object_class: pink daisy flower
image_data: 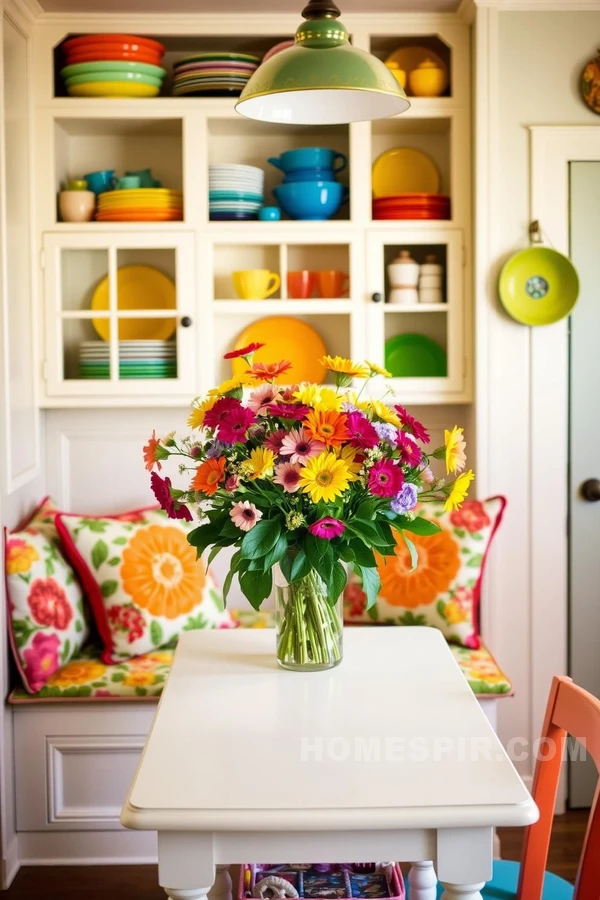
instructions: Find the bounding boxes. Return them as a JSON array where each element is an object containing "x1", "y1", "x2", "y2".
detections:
[
  {"x1": 229, "y1": 500, "x2": 263, "y2": 532},
  {"x1": 396, "y1": 431, "x2": 422, "y2": 467},
  {"x1": 204, "y1": 396, "x2": 241, "y2": 430},
  {"x1": 248, "y1": 383, "x2": 282, "y2": 414},
  {"x1": 420, "y1": 465, "x2": 435, "y2": 484},
  {"x1": 268, "y1": 402, "x2": 311, "y2": 420},
  {"x1": 264, "y1": 428, "x2": 287, "y2": 455},
  {"x1": 368, "y1": 458, "x2": 404, "y2": 498},
  {"x1": 309, "y1": 517, "x2": 346, "y2": 539},
  {"x1": 395, "y1": 404, "x2": 430, "y2": 444},
  {"x1": 225, "y1": 474, "x2": 239, "y2": 492},
  {"x1": 280, "y1": 427, "x2": 324, "y2": 464},
  {"x1": 346, "y1": 411, "x2": 379, "y2": 450},
  {"x1": 273, "y1": 462, "x2": 302, "y2": 493},
  {"x1": 217, "y1": 405, "x2": 256, "y2": 444}
]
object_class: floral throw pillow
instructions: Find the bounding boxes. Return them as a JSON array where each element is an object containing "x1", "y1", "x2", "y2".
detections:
[
  {"x1": 5, "y1": 497, "x2": 89, "y2": 693},
  {"x1": 56, "y1": 508, "x2": 233, "y2": 663},
  {"x1": 343, "y1": 497, "x2": 506, "y2": 648}
]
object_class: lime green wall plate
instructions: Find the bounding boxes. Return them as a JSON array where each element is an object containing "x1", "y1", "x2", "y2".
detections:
[{"x1": 498, "y1": 246, "x2": 580, "y2": 326}]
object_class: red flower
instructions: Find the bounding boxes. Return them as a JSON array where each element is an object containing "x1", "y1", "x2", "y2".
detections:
[
  {"x1": 395, "y1": 405, "x2": 430, "y2": 444},
  {"x1": 151, "y1": 472, "x2": 192, "y2": 522},
  {"x1": 217, "y1": 405, "x2": 256, "y2": 444},
  {"x1": 346, "y1": 411, "x2": 379, "y2": 450},
  {"x1": 28, "y1": 579, "x2": 73, "y2": 630},
  {"x1": 23, "y1": 632, "x2": 61, "y2": 691},
  {"x1": 344, "y1": 581, "x2": 367, "y2": 618},
  {"x1": 268, "y1": 403, "x2": 310, "y2": 420},
  {"x1": 224, "y1": 342, "x2": 265, "y2": 360},
  {"x1": 203, "y1": 397, "x2": 241, "y2": 430},
  {"x1": 246, "y1": 360, "x2": 293, "y2": 381},
  {"x1": 396, "y1": 431, "x2": 423, "y2": 467},
  {"x1": 450, "y1": 500, "x2": 490, "y2": 533},
  {"x1": 108, "y1": 604, "x2": 146, "y2": 643},
  {"x1": 368, "y1": 459, "x2": 404, "y2": 498}
]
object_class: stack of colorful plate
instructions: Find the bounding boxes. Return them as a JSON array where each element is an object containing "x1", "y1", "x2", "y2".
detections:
[
  {"x1": 373, "y1": 193, "x2": 450, "y2": 220},
  {"x1": 78, "y1": 341, "x2": 177, "y2": 379},
  {"x1": 171, "y1": 52, "x2": 260, "y2": 97},
  {"x1": 60, "y1": 34, "x2": 166, "y2": 97},
  {"x1": 209, "y1": 164, "x2": 264, "y2": 220},
  {"x1": 96, "y1": 189, "x2": 183, "y2": 222}
]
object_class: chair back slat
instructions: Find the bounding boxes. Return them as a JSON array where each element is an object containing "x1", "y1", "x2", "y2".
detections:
[{"x1": 517, "y1": 676, "x2": 600, "y2": 900}]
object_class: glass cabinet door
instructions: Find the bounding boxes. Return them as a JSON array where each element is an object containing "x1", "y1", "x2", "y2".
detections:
[
  {"x1": 42, "y1": 231, "x2": 196, "y2": 399},
  {"x1": 366, "y1": 228, "x2": 465, "y2": 401}
]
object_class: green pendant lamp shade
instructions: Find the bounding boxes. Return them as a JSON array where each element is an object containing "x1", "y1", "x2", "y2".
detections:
[{"x1": 235, "y1": 0, "x2": 410, "y2": 124}]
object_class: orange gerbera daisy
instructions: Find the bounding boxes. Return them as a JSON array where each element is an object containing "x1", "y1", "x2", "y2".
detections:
[
  {"x1": 143, "y1": 429, "x2": 163, "y2": 472},
  {"x1": 304, "y1": 409, "x2": 349, "y2": 448},
  {"x1": 246, "y1": 360, "x2": 292, "y2": 382},
  {"x1": 121, "y1": 525, "x2": 205, "y2": 619},
  {"x1": 191, "y1": 457, "x2": 226, "y2": 496},
  {"x1": 377, "y1": 527, "x2": 460, "y2": 609}
]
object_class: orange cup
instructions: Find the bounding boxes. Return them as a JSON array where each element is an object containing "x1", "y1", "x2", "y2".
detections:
[
  {"x1": 287, "y1": 270, "x2": 316, "y2": 299},
  {"x1": 316, "y1": 270, "x2": 350, "y2": 298}
]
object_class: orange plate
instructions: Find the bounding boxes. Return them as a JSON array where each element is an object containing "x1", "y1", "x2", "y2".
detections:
[
  {"x1": 96, "y1": 211, "x2": 183, "y2": 221},
  {"x1": 65, "y1": 49, "x2": 163, "y2": 65},
  {"x1": 63, "y1": 34, "x2": 165, "y2": 54}
]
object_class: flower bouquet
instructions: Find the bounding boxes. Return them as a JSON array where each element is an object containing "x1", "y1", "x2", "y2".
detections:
[{"x1": 145, "y1": 345, "x2": 472, "y2": 671}]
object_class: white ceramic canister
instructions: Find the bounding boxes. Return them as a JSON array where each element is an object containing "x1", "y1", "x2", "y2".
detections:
[
  {"x1": 419, "y1": 274, "x2": 443, "y2": 289},
  {"x1": 389, "y1": 286, "x2": 419, "y2": 305},
  {"x1": 387, "y1": 249, "x2": 419, "y2": 288},
  {"x1": 418, "y1": 253, "x2": 444, "y2": 303}
]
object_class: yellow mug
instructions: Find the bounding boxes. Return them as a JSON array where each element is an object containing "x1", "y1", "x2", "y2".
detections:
[{"x1": 233, "y1": 269, "x2": 280, "y2": 300}]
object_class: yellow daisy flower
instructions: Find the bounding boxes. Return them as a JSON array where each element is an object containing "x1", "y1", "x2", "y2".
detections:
[
  {"x1": 365, "y1": 360, "x2": 392, "y2": 378},
  {"x1": 299, "y1": 451, "x2": 351, "y2": 503},
  {"x1": 368, "y1": 399, "x2": 401, "y2": 427},
  {"x1": 444, "y1": 469, "x2": 475, "y2": 512},
  {"x1": 208, "y1": 375, "x2": 253, "y2": 397},
  {"x1": 319, "y1": 355, "x2": 370, "y2": 385},
  {"x1": 336, "y1": 443, "x2": 361, "y2": 481},
  {"x1": 445, "y1": 425, "x2": 467, "y2": 474},
  {"x1": 241, "y1": 447, "x2": 275, "y2": 480},
  {"x1": 342, "y1": 391, "x2": 370, "y2": 412},
  {"x1": 293, "y1": 384, "x2": 343, "y2": 412},
  {"x1": 187, "y1": 396, "x2": 217, "y2": 429}
]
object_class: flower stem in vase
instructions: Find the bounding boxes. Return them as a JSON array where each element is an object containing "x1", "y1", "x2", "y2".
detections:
[{"x1": 275, "y1": 567, "x2": 343, "y2": 671}]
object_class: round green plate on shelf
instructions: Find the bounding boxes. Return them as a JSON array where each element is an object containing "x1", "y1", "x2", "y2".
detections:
[
  {"x1": 498, "y1": 246, "x2": 579, "y2": 326},
  {"x1": 384, "y1": 333, "x2": 447, "y2": 377}
]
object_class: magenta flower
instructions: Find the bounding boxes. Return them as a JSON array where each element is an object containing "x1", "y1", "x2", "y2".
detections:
[
  {"x1": 23, "y1": 632, "x2": 60, "y2": 692},
  {"x1": 273, "y1": 461, "x2": 302, "y2": 493},
  {"x1": 151, "y1": 472, "x2": 193, "y2": 521},
  {"x1": 204, "y1": 396, "x2": 242, "y2": 430},
  {"x1": 230, "y1": 500, "x2": 263, "y2": 532},
  {"x1": 395, "y1": 404, "x2": 430, "y2": 444},
  {"x1": 248, "y1": 383, "x2": 281, "y2": 414},
  {"x1": 345, "y1": 411, "x2": 379, "y2": 450},
  {"x1": 368, "y1": 458, "x2": 405, "y2": 498},
  {"x1": 268, "y1": 402, "x2": 311, "y2": 420},
  {"x1": 217, "y1": 405, "x2": 256, "y2": 444},
  {"x1": 264, "y1": 428, "x2": 287, "y2": 454},
  {"x1": 280, "y1": 427, "x2": 324, "y2": 464},
  {"x1": 396, "y1": 431, "x2": 422, "y2": 467},
  {"x1": 309, "y1": 517, "x2": 346, "y2": 539}
]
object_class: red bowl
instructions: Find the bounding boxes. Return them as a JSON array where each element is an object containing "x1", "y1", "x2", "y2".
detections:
[
  {"x1": 62, "y1": 33, "x2": 165, "y2": 56},
  {"x1": 65, "y1": 48, "x2": 164, "y2": 65}
]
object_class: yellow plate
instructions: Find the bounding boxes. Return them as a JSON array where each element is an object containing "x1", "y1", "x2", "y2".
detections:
[
  {"x1": 100, "y1": 189, "x2": 182, "y2": 199},
  {"x1": 231, "y1": 316, "x2": 326, "y2": 385},
  {"x1": 372, "y1": 147, "x2": 440, "y2": 197},
  {"x1": 98, "y1": 199, "x2": 183, "y2": 208},
  {"x1": 91, "y1": 265, "x2": 176, "y2": 341},
  {"x1": 67, "y1": 81, "x2": 160, "y2": 97},
  {"x1": 384, "y1": 45, "x2": 449, "y2": 94}
]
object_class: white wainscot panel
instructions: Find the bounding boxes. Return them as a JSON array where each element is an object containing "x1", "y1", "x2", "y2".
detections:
[{"x1": 47, "y1": 735, "x2": 145, "y2": 828}]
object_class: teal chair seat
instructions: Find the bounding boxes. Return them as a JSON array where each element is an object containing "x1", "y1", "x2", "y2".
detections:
[{"x1": 407, "y1": 860, "x2": 574, "y2": 899}]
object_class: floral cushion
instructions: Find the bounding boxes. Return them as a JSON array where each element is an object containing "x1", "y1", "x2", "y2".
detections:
[
  {"x1": 343, "y1": 497, "x2": 506, "y2": 649},
  {"x1": 4, "y1": 497, "x2": 89, "y2": 693},
  {"x1": 56, "y1": 508, "x2": 233, "y2": 664}
]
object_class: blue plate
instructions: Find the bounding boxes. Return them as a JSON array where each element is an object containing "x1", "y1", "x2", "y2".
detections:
[
  {"x1": 209, "y1": 211, "x2": 257, "y2": 220},
  {"x1": 209, "y1": 190, "x2": 263, "y2": 202}
]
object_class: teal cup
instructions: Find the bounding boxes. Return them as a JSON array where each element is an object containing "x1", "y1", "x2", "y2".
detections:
[
  {"x1": 125, "y1": 168, "x2": 155, "y2": 188},
  {"x1": 117, "y1": 175, "x2": 141, "y2": 189}
]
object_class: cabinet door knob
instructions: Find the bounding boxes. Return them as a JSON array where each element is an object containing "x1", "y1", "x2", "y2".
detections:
[
  {"x1": 581, "y1": 478, "x2": 600, "y2": 502},
  {"x1": 181, "y1": 316, "x2": 192, "y2": 328},
  {"x1": 371, "y1": 292, "x2": 382, "y2": 303}
]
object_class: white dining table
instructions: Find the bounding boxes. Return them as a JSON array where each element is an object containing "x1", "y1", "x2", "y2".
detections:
[{"x1": 121, "y1": 627, "x2": 537, "y2": 900}]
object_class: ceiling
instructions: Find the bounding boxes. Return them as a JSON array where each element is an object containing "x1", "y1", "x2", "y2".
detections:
[{"x1": 38, "y1": 0, "x2": 461, "y2": 13}]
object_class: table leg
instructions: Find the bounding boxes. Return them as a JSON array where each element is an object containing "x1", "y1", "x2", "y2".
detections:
[
  {"x1": 439, "y1": 883, "x2": 485, "y2": 899},
  {"x1": 209, "y1": 866, "x2": 233, "y2": 900},
  {"x1": 408, "y1": 861, "x2": 438, "y2": 899},
  {"x1": 164, "y1": 891, "x2": 211, "y2": 900}
]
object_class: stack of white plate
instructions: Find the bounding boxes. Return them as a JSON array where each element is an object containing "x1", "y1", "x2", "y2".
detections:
[
  {"x1": 208, "y1": 164, "x2": 264, "y2": 220},
  {"x1": 79, "y1": 340, "x2": 177, "y2": 379}
]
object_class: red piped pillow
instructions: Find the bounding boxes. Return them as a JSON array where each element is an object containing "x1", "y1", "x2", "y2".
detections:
[
  {"x1": 56, "y1": 508, "x2": 233, "y2": 663},
  {"x1": 343, "y1": 497, "x2": 506, "y2": 648}
]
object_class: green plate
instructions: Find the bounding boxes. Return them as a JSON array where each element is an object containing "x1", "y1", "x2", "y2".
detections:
[
  {"x1": 498, "y1": 246, "x2": 580, "y2": 326},
  {"x1": 65, "y1": 71, "x2": 163, "y2": 87},
  {"x1": 61, "y1": 61, "x2": 166, "y2": 78},
  {"x1": 384, "y1": 333, "x2": 447, "y2": 377},
  {"x1": 174, "y1": 52, "x2": 260, "y2": 66}
]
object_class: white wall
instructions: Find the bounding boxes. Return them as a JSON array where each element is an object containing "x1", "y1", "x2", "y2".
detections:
[{"x1": 477, "y1": 8, "x2": 600, "y2": 778}]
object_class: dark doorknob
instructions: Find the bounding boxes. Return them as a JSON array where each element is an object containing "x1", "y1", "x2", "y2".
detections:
[
  {"x1": 180, "y1": 316, "x2": 192, "y2": 327},
  {"x1": 581, "y1": 479, "x2": 600, "y2": 502}
]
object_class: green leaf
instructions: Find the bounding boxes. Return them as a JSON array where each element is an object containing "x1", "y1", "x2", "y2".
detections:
[
  {"x1": 240, "y1": 519, "x2": 281, "y2": 560},
  {"x1": 100, "y1": 580, "x2": 118, "y2": 598},
  {"x1": 401, "y1": 516, "x2": 441, "y2": 536},
  {"x1": 222, "y1": 550, "x2": 242, "y2": 604},
  {"x1": 150, "y1": 621, "x2": 163, "y2": 646},
  {"x1": 357, "y1": 565, "x2": 381, "y2": 610},
  {"x1": 65, "y1": 571, "x2": 74, "y2": 585},
  {"x1": 74, "y1": 619, "x2": 83, "y2": 633},
  {"x1": 135, "y1": 687, "x2": 148, "y2": 697},
  {"x1": 60, "y1": 639, "x2": 71, "y2": 663},
  {"x1": 82, "y1": 518, "x2": 108, "y2": 534},
  {"x1": 349, "y1": 541, "x2": 377, "y2": 569},
  {"x1": 400, "y1": 531, "x2": 418, "y2": 571},
  {"x1": 305, "y1": 532, "x2": 329, "y2": 569},
  {"x1": 187, "y1": 518, "x2": 229, "y2": 558},
  {"x1": 437, "y1": 599, "x2": 446, "y2": 618},
  {"x1": 399, "y1": 611, "x2": 427, "y2": 626},
  {"x1": 356, "y1": 498, "x2": 377, "y2": 521},
  {"x1": 209, "y1": 587, "x2": 224, "y2": 611},
  {"x1": 467, "y1": 554, "x2": 483, "y2": 568},
  {"x1": 108, "y1": 556, "x2": 121, "y2": 566},
  {"x1": 261, "y1": 532, "x2": 288, "y2": 570},
  {"x1": 337, "y1": 544, "x2": 355, "y2": 564},
  {"x1": 471, "y1": 532, "x2": 484, "y2": 542},
  {"x1": 453, "y1": 528, "x2": 466, "y2": 539},
  {"x1": 346, "y1": 519, "x2": 390, "y2": 548},
  {"x1": 290, "y1": 549, "x2": 311, "y2": 582},
  {"x1": 45, "y1": 559, "x2": 55, "y2": 577},
  {"x1": 183, "y1": 613, "x2": 207, "y2": 631},
  {"x1": 239, "y1": 568, "x2": 273, "y2": 610},
  {"x1": 367, "y1": 603, "x2": 379, "y2": 622},
  {"x1": 326, "y1": 561, "x2": 347, "y2": 605},
  {"x1": 113, "y1": 536, "x2": 127, "y2": 545},
  {"x1": 91, "y1": 539, "x2": 109, "y2": 570},
  {"x1": 207, "y1": 543, "x2": 223, "y2": 567}
]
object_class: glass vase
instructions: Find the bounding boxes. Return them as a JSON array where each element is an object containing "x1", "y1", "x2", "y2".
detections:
[{"x1": 273, "y1": 565, "x2": 343, "y2": 671}]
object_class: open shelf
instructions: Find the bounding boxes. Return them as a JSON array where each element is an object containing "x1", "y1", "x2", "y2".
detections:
[
  {"x1": 369, "y1": 34, "x2": 452, "y2": 98},
  {"x1": 214, "y1": 300, "x2": 353, "y2": 315}
]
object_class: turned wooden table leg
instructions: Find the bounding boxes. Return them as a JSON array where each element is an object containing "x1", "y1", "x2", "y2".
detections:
[
  {"x1": 209, "y1": 866, "x2": 233, "y2": 900},
  {"x1": 408, "y1": 861, "x2": 438, "y2": 900},
  {"x1": 439, "y1": 883, "x2": 485, "y2": 900},
  {"x1": 165, "y1": 890, "x2": 211, "y2": 900}
]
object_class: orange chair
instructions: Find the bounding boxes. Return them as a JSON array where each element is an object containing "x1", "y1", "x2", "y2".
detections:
[{"x1": 419, "y1": 676, "x2": 600, "y2": 899}]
